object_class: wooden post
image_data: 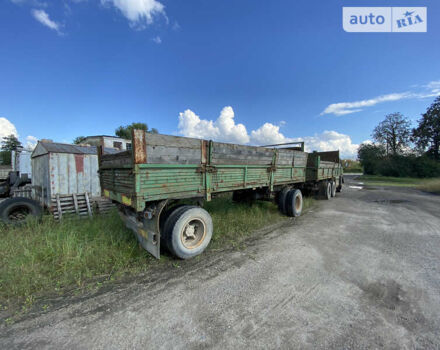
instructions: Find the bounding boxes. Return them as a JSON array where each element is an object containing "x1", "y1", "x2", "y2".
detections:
[
  {"x1": 85, "y1": 192, "x2": 92, "y2": 217},
  {"x1": 73, "y1": 193, "x2": 79, "y2": 215},
  {"x1": 56, "y1": 194, "x2": 62, "y2": 220}
]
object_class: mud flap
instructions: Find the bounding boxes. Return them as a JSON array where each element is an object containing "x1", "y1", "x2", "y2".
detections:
[
  {"x1": 118, "y1": 200, "x2": 168, "y2": 259},
  {"x1": 121, "y1": 213, "x2": 161, "y2": 259}
]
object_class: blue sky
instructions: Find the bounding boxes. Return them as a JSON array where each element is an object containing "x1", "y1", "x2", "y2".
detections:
[{"x1": 1, "y1": 0, "x2": 439, "y2": 157}]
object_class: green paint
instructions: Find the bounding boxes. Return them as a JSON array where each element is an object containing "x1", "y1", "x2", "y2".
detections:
[{"x1": 100, "y1": 150, "x2": 343, "y2": 212}]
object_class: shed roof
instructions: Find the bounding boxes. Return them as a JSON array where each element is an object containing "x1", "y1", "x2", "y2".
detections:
[{"x1": 32, "y1": 142, "x2": 120, "y2": 158}]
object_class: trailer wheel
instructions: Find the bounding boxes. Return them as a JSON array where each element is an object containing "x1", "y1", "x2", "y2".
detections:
[
  {"x1": 162, "y1": 205, "x2": 196, "y2": 253},
  {"x1": 285, "y1": 189, "x2": 303, "y2": 217},
  {"x1": 325, "y1": 181, "x2": 332, "y2": 200},
  {"x1": 331, "y1": 180, "x2": 336, "y2": 197},
  {"x1": 277, "y1": 187, "x2": 290, "y2": 214},
  {"x1": 319, "y1": 181, "x2": 331, "y2": 200},
  {"x1": 159, "y1": 204, "x2": 187, "y2": 251},
  {"x1": 0, "y1": 197, "x2": 42, "y2": 225},
  {"x1": 165, "y1": 206, "x2": 213, "y2": 259}
]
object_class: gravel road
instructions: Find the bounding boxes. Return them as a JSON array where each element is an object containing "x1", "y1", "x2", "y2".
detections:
[{"x1": 1, "y1": 176, "x2": 440, "y2": 349}]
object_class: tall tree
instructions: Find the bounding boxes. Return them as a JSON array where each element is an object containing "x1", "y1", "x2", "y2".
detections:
[
  {"x1": 73, "y1": 136, "x2": 87, "y2": 145},
  {"x1": 115, "y1": 122, "x2": 158, "y2": 139},
  {"x1": 372, "y1": 113, "x2": 411, "y2": 155},
  {"x1": 412, "y1": 96, "x2": 440, "y2": 160},
  {"x1": 357, "y1": 143, "x2": 386, "y2": 175},
  {"x1": 1, "y1": 134, "x2": 22, "y2": 151}
]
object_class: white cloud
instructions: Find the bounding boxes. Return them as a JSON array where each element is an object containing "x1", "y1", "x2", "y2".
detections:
[
  {"x1": 0, "y1": 117, "x2": 18, "y2": 140},
  {"x1": 178, "y1": 107, "x2": 250, "y2": 144},
  {"x1": 25, "y1": 135, "x2": 38, "y2": 150},
  {"x1": 31, "y1": 9, "x2": 61, "y2": 33},
  {"x1": 321, "y1": 80, "x2": 440, "y2": 116},
  {"x1": 250, "y1": 125, "x2": 360, "y2": 158},
  {"x1": 101, "y1": 0, "x2": 165, "y2": 28},
  {"x1": 152, "y1": 36, "x2": 161, "y2": 44},
  {"x1": 251, "y1": 123, "x2": 289, "y2": 145},
  {"x1": 321, "y1": 92, "x2": 412, "y2": 116},
  {"x1": 178, "y1": 107, "x2": 361, "y2": 158},
  {"x1": 300, "y1": 131, "x2": 360, "y2": 158}
]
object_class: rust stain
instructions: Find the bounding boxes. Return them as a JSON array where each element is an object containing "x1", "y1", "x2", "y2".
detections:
[
  {"x1": 201, "y1": 140, "x2": 207, "y2": 164},
  {"x1": 132, "y1": 129, "x2": 147, "y2": 164},
  {"x1": 74, "y1": 154, "x2": 84, "y2": 173}
]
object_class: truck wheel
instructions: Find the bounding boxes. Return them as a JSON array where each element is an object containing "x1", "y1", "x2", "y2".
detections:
[
  {"x1": 277, "y1": 187, "x2": 290, "y2": 214},
  {"x1": 0, "y1": 197, "x2": 42, "y2": 225},
  {"x1": 319, "y1": 181, "x2": 331, "y2": 200},
  {"x1": 325, "y1": 181, "x2": 332, "y2": 200},
  {"x1": 161, "y1": 205, "x2": 196, "y2": 252},
  {"x1": 166, "y1": 206, "x2": 213, "y2": 259},
  {"x1": 285, "y1": 189, "x2": 303, "y2": 217},
  {"x1": 331, "y1": 180, "x2": 336, "y2": 197}
]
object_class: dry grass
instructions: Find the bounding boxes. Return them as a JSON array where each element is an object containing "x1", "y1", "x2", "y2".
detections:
[{"x1": 417, "y1": 178, "x2": 440, "y2": 194}]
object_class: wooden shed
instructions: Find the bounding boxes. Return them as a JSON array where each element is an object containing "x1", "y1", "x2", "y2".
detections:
[{"x1": 31, "y1": 141, "x2": 117, "y2": 208}]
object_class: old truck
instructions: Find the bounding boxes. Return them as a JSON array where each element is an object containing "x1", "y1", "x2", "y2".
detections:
[{"x1": 98, "y1": 130, "x2": 343, "y2": 259}]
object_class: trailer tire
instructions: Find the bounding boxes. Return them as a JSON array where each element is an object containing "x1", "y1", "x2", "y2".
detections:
[
  {"x1": 277, "y1": 187, "x2": 290, "y2": 214},
  {"x1": 0, "y1": 197, "x2": 42, "y2": 225},
  {"x1": 331, "y1": 180, "x2": 336, "y2": 197},
  {"x1": 285, "y1": 189, "x2": 303, "y2": 217},
  {"x1": 319, "y1": 181, "x2": 331, "y2": 200},
  {"x1": 160, "y1": 204, "x2": 187, "y2": 251},
  {"x1": 167, "y1": 206, "x2": 213, "y2": 259},
  {"x1": 325, "y1": 181, "x2": 332, "y2": 200},
  {"x1": 162, "y1": 205, "x2": 196, "y2": 253}
]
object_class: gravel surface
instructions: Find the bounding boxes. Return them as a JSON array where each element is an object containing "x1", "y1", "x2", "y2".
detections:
[{"x1": 1, "y1": 176, "x2": 440, "y2": 349}]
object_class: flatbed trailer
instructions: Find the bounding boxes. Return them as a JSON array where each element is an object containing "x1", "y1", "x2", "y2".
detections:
[{"x1": 98, "y1": 130, "x2": 343, "y2": 259}]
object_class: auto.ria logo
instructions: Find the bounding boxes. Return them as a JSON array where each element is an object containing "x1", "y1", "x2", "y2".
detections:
[{"x1": 343, "y1": 7, "x2": 427, "y2": 32}]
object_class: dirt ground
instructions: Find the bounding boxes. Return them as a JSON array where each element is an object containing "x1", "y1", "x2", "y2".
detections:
[{"x1": 1, "y1": 175, "x2": 440, "y2": 349}]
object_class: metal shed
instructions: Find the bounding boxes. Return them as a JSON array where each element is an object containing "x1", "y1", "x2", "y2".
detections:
[{"x1": 31, "y1": 141, "x2": 117, "y2": 208}]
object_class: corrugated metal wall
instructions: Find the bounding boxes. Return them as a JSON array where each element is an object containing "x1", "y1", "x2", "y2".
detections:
[
  {"x1": 32, "y1": 152, "x2": 101, "y2": 207},
  {"x1": 31, "y1": 154, "x2": 50, "y2": 207}
]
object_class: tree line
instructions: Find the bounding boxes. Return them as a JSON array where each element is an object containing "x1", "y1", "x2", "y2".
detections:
[{"x1": 358, "y1": 96, "x2": 440, "y2": 178}]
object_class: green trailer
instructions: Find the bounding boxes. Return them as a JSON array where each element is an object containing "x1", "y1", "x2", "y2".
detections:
[{"x1": 98, "y1": 130, "x2": 343, "y2": 259}]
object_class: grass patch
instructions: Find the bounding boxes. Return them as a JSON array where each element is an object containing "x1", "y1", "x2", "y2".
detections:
[
  {"x1": 0, "y1": 212, "x2": 152, "y2": 309},
  {"x1": 359, "y1": 175, "x2": 422, "y2": 187},
  {"x1": 0, "y1": 195, "x2": 315, "y2": 310},
  {"x1": 206, "y1": 196, "x2": 314, "y2": 250},
  {"x1": 343, "y1": 168, "x2": 363, "y2": 174},
  {"x1": 359, "y1": 175, "x2": 440, "y2": 193},
  {"x1": 417, "y1": 178, "x2": 440, "y2": 194}
]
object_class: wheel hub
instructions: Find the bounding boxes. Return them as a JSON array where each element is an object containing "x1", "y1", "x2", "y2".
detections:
[{"x1": 181, "y1": 219, "x2": 206, "y2": 249}]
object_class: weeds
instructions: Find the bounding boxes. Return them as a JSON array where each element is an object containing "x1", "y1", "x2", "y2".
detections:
[{"x1": 0, "y1": 195, "x2": 315, "y2": 309}]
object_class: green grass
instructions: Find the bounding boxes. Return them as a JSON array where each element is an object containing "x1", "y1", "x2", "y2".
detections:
[
  {"x1": 359, "y1": 175, "x2": 422, "y2": 187},
  {"x1": 359, "y1": 175, "x2": 440, "y2": 193},
  {"x1": 0, "y1": 195, "x2": 314, "y2": 310},
  {"x1": 343, "y1": 168, "x2": 363, "y2": 174}
]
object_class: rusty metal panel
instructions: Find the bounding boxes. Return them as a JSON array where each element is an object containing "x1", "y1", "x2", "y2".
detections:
[{"x1": 132, "y1": 129, "x2": 147, "y2": 164}]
